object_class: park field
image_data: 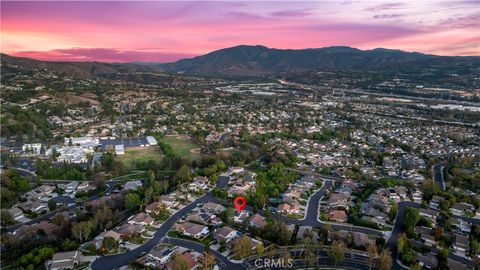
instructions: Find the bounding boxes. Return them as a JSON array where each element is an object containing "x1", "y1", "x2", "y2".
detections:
[
  {"x1": 161, "y1": 135, "x2": 201, "y2": 160},
  {"x1": 116, "y1": 145, "x2": 163, "y2": 170}
]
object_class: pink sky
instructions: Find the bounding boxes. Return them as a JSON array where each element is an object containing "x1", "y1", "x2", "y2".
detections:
[{"x1": 1, "y1": 1, "x2": 479, "y2": 62}]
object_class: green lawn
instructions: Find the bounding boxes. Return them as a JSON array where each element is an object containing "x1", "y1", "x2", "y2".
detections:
[
  {"x1": 116, "y1": 146, "x2": 164, "y2": 170},
  {"x1": 161, "y1": 135, "x2": 201, "y2": 160}
]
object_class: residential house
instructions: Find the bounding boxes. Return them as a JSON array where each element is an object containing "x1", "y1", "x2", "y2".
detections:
[
  {"x1": 37, "y1": 185, "x2": 55, "y2": 195},
  {"x1": 202, "y1": 202, "x2": 226, "y2": 214},
  {"x1": 429, "y1": 195, "x2": 444, "y2": 210},
  {"x1": 187, "y1": 212, "x2": 222, "y2": 227},
  {"x1": 451, "y1": 202, "x2": 474, "y2": 216},
  {"x1": 451, "y1": 218, "x2": 471, "y2": 233},
  {"x1": 329, "y1": 210, "x2": 347, "y2": 223},
  {"x1": 249, "y1": 214, "x2": 267, "y2": 228},
  {"x1": 64, "y1": 182, "x2": 79, "y2": 194},
  {"x1": 145, "y1": 201, "x2": 164, "y2": 215},
  {"x1": 228, "y1": 167, "x2": 245, "y2": 175},
  {"x1": 394, "y1": 186, "x2": 408, "y2": 200},
  {"x1": 452, "y1": 233, "x2": 469, "y2": 257},
  {"x1": 146, "y1": 247, "x2": 177, "y2": 265},
  {"x1": 165, "y1": 252, "x2": 197, "y2": 270},
  {"x1": 214, "y1": 226, "x2": 240, "y2": 244},
  {"x1": 77, "y1": 181, "x2": 95, "y2": 192},
  {"x1": 447, "y1": 258, "x2": 469, "y2": 270},
  {"x1": 128, "y1": 213, "x2": 154, "y2": 226},
  {"x1": 277, "y1": 203, "x2": 291, "y2": 214},
  {"x1": 416, "y1": 252, "x2": 438, "y2": 269},
  {"x1": 386, "y1": 188, "x2": 399, "y2": 201},
  {"x1": 366, "y1": 194, "x2": 390, "y2": 212},
  {"x1": 296, "y1": 226, "x2": 317, "y2": 242},
  {"x1": 362, "y1": 207, "x2": 388, "y2": 226},
  {"x1": 188, "y1": 176, "x2": 209, "y2": 192},
  {"x1": 327, "y1": 193, "x2": 349, "y2": 209},
  {"x1": 179, "y1": 222, "x2": 209, "y2": 239},
  {"x1": 160, "y1": 194, "x2": 179, "y2": 208},
  {"x1": 283, "y1": 187, "x2": 301, "y2": 203},
  {"x1": 410, "y1": 188, "x2": 423, "y2": 203},
  {"x1": 123, "y1": 180, "x2": 143, "y2": 192},
  {"x1": 17, "y1": 200, "x2": 48, "y2": 213},
  {"x1": 233, "y1": 211, "x2": 250, "y2": 224},
  {"x1": 353, "y1": 232, "x2": 375, "y2": 248},
  {"x1": 415, "y1": 226, "x2": 436, "y2": 247},
  {"x1": 93, "y1": 230, "x2": 122, "y2": 249},
  {"x1": 116, "y1": 223, "x2": 145, "y2": 237},
  {"x1": 46, "y1": 251, "x2": 81, "y2": 270},
  {"x1": 418, "y1": 208, "x2": 439, "y2": 223},
  {"x1": 7, "y1": 207, "x2": 25, "y2": 221}
]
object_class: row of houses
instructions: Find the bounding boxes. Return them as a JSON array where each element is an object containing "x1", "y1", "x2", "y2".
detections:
[
  {"x1": 277, "y1": 175, "x2": 319, "y2": 216},
  {"x1": 225, "y1": 167, "x2": 256, "y2": 198}
]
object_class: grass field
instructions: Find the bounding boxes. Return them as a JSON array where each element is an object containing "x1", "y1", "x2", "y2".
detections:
[
  {"x1": 161, "y1": 135, "x2": 201, "y2": 160},
  {"x1": 116, "y1": 146, "x2": 163, "y2": 170}
]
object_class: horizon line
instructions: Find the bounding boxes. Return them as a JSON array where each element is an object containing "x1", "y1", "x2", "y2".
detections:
[{"x1": 3, "y1": 44, "x2": 478, "y2": 64}]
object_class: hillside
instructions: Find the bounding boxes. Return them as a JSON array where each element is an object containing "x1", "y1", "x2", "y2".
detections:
[
  {"x1": 2, "y1": 45, "x2": 479, "y2": 79},
  {"x1": 0, "y1": 53, "x2": 155, "y2": 79},
  {"x1": 160, "y1": 45, "x2": 478, "y2": 77}
]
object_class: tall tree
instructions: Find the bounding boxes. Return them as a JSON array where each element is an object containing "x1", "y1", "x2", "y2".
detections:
[
  {"x1": 404, "y1": 207, "x2": 420, "y2": 230},
  {"x1": 378, "y1": 249, "x2": 392, "y2": 270},
  {"x1": 124, "y1": 193, "x2": 141, "y2": 210},
  {"x1": 303, "y1": 248, "x2": 318, "y2": 269},
  {"x1": 329, "y1": 240, "x2": 346, "y2": 266},
  {"x1": 102, "y1": 236, "x2": 118, "y2": 251},
  {"x1": 1, "y1": 210, "x2": 14, "y2": 226},
  {"x1": 172, "y1": 253, "x2": 189, "y2": 270},
  {"x1": 389, "y1": 202, "x2": 398, "y2": 222},
  {"x1": 256, "y1": 242, "x2": 265, "y2": 255},
  {"x1": 48, "y1": 199, "x2": 57, "y2": 211},
  {"x1": 199, "y1": 250, "x2": 216, "y2": 270},
  {"x1": 175, "y1": 164, "x2": 192, "y2": 185},
  {"x1": 71, "y1": 220, "x2": 93, "y2": 243},
  {"x1": 93, "y1": 173, "x2": 105, "y2": 188},
  {"x1": 282, "y1": 248, "x2": 292, "y2": 266},
  {"x1": 366, "y1": 243, "x2": 377, "y2": 270},
  {"x1": 232, "y1": 235, "x2": 252, "y2": 259}
]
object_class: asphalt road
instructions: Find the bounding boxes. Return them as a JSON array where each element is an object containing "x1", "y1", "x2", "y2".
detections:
[
  {"x1": 433, "y1": 164, "x2": 446, "y2": 190},
  {"x1": 385, "y1": 201, "x2": 420, "y2": 270},
  {"x1": 91, "y1": 176, "x2": 231, "y2": 270}
]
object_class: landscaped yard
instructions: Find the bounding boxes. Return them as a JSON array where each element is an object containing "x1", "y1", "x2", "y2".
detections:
[
  {"x1": 161, "y1": 135, "x2": 201, "y2": 160},
  {"x1": 116, "y1": 146, "x2": 164, "y2": 170}
]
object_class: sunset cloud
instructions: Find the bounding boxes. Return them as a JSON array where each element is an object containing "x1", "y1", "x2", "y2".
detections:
[
  {"x1": 13, "y1": 48, "x2": 196, "y2": 63},
  {"x1": 1, "y1": 1, "x2": 478, "y2": 62}
]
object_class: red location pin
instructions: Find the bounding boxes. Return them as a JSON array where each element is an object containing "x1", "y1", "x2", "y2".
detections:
[{"x1": 234, "y1": 196, "x2": 247, "y2": 212}]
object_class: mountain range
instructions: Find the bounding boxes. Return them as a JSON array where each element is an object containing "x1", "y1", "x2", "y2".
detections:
[{"x1": 2, "y1": 45, "x2": 478, "y2": 78}]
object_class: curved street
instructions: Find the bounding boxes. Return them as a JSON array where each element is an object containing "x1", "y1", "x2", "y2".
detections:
[
  {"x1": 9, "y1": 167, "x2": 478, "y2": 270},
  {"x1": 91, "y1": 176, "x2": 385, "y2": 269}
]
